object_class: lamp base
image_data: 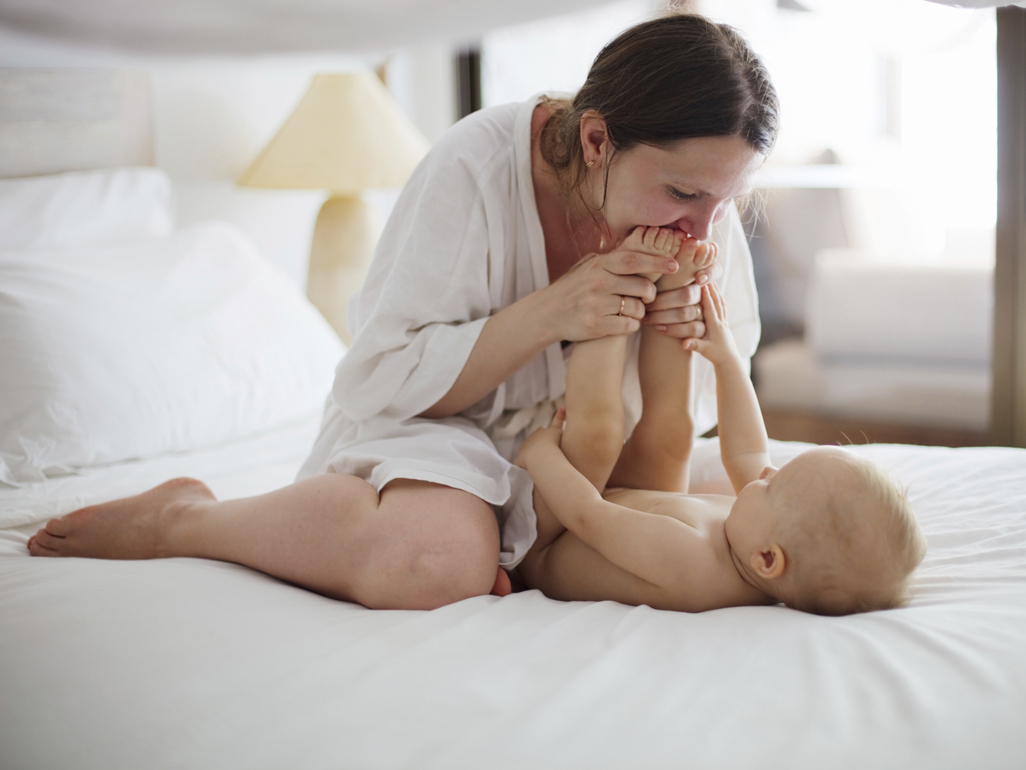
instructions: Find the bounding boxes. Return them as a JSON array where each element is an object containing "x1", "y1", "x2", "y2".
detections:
[{"x1": 306, "y1": 195, "x2": 381, "y2": 345}]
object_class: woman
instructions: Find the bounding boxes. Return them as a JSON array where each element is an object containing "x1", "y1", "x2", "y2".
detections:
[{"x1": 28, "y1": 13, "x2": 778, "y2": 611}]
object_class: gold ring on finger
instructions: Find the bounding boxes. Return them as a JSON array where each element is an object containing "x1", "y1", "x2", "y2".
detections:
[{"x1": 619, "y1": 296, "x2": 626, "y2": 316}]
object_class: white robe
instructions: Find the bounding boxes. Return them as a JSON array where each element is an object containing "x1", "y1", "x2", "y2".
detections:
[{"x1": 298, "y1": 95, "x2": 760, "y2": 568}]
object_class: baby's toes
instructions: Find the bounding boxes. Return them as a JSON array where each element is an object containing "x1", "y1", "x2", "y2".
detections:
[
  {"x1": 641, "y1": 226, "x2": 660, "y2": 250},
  {"x1": 649, "y1": 228, "x2": 670, "y2": 255},
  {"x1": 693, "y1": 243, "x2": 715, "y2": 270},
  {"x1": 675, "y1": 237, "x2": 700, "y2": 265},
  {"x1": 701, "y1": 247, "x2": 718, "y2": 275},
  {"x1": 621, "y1": 225, "x2": 648, "y2": 253},
  {"x1": 660, "y1": 229, "x2": 687, "y2": 257}
]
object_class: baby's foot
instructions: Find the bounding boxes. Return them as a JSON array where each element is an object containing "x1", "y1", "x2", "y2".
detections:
[
  {"x1": 620, "y1": 226, "x2": 686, "y2": 282},
  {"x1": 656, "y1": 238, "x2": 718, "y2": 292},
  {"x1": 26, "y1": 477, "x2": 216, "y2": 560}
]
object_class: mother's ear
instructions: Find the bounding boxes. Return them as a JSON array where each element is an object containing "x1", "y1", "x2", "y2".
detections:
[{"x1": 579, "y1": 110, "x2": 610, "y2": 168}]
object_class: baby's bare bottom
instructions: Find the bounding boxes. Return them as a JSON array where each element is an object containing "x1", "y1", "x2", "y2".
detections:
[{"x1": 519, "y1": 508, "x2": 662, "y2": 604}]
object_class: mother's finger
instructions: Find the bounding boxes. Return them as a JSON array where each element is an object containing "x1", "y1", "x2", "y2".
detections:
[
  {"x1": 643, "y1": 303, "x2": 703, "y2": 326},
  {"x1": 618, "y1": 296, "x2": 646, "y2": 320},
  {"x1": 654, "y1": 320, "x2": 706, "y2": 340},
  {"x1": 601, "y1": 250, "x2": 678, "y2": 278},
  {"x1": 598, "y1": 313, "x2": 642, "y2": 337},
  {"x1": 610, "y1": 274, "x2": 660, "y2": 304},
  {"x1": 645, "y1": 284, "x2": 702, "y2": 312}
]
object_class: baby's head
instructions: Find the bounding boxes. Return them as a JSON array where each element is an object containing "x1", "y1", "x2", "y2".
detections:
[{"x1": 724, "y1": 447, "x2": 926, "y2": 615}]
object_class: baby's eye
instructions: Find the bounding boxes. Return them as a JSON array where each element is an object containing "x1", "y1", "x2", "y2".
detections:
[{"x1": 668, "y1": 187, "x2": 699, "y2": 202}]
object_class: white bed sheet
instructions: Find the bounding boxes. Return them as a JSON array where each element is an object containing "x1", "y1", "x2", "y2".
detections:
[{"x1": 1, "y1": 429, "x2": 1025, "y2": 769}]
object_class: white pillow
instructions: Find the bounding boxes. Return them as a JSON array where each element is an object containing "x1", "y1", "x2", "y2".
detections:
[
  {"x1": 0, "y1": 167, "x2": 176, "y2": 251},
  {"x1": 0, "y1": 222, "x2": 344, "y2": 486}
]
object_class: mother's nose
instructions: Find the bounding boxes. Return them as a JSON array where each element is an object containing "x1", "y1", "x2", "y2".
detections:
[{"x1": 676, "y1": 201, "x2": 726, "y2": 241}]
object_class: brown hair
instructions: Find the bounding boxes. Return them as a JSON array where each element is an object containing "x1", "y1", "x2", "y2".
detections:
[{"x1": 540, "y1": 12, "x2": 779, "y2": 201}]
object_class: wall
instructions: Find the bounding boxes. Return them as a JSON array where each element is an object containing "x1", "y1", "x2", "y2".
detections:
[{"x1": 0, "y1": 25, "x2": 458, "y2": 287}]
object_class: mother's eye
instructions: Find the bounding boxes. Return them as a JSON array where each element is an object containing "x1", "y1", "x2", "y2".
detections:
[{"x1": 668, "y1": 187, "x2": 699, "y2": 202}]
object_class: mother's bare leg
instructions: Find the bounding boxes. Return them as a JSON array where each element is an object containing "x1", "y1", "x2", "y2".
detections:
[{"x1": 27, "y1": 475, "x2": 502, "y2": 610}]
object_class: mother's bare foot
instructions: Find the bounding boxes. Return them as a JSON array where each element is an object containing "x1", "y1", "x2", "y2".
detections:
[{"x1": 27, "y1": 478, "x2": 216, "y2": 560}]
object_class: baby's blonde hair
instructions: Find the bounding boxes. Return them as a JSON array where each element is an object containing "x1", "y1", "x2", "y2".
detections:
[{"x1": 775, "y1": 451, "x2": 926, "y2": 616}]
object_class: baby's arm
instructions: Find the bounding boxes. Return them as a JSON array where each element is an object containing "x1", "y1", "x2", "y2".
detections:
[
  {"x1": 684, "y1": 284, "x2": 770, "y2": 493},
  {"x1": 517, "y1": 419, "x2": 714, "y2": 594}
]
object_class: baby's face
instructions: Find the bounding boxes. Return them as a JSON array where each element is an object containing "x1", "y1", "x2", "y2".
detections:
[{"x1": 724, "y1": 447, "x2": 848, "y2": 579}]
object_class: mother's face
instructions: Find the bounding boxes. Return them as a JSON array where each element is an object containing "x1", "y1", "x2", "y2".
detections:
[{"x1": 590, "y1": 132, "x2": 764, "y2": 243}]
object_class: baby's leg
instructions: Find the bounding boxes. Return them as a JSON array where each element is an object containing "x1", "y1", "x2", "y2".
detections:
[
  {"x1": 607, "y1": 243, "x2": 715, "y2": 492},
  {"x1": 607, "y1": 329, "x2": 694, "y2": 492},
  {"x1": 562, "y1": 335, "x2": 629, "y2": 492},
  {"x1": 608, "y1": 240, "x2": 717, "y2": 492},
  {"x1": 526, "y1": 334, "x2": 629, "y2": 556}
]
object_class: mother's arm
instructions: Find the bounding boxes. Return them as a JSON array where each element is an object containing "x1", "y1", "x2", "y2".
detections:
[{"x1": 420, "y1": 247, "x2": 679, "y2": 419}]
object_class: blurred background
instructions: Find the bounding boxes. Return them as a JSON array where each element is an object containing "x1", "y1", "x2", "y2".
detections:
[{"x1": 0, "y1": 0, "x2": 1004, "y2": 446}]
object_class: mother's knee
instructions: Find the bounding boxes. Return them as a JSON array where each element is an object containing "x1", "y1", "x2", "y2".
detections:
[{"x1": 355, "y1": 482, "x2": 500, "y2": 610}]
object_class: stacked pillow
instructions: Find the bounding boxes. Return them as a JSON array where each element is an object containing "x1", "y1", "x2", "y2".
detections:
[{"x1": 0, "y1": 168, "x2": 344, "y2": 486}]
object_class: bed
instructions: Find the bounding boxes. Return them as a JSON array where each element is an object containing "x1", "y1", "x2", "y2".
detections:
[
  {"x1": 3, "y1": 432, "x2": 1025, "y2": 768},
  {"x1": 2, "y1": 69, "x2": 1026, "y2": 770}
]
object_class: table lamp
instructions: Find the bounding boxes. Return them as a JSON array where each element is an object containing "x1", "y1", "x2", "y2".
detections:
[{"x1": 238, "y1": 72, "x2": 430, "y2": 343}]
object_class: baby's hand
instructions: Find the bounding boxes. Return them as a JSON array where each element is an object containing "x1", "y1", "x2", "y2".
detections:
[
  {"x1": 683, "y1": 283, "x2": 740, "y2": 366},
  {"x1": 514, "y1": 408, "x2": 566, "y2": 470}
]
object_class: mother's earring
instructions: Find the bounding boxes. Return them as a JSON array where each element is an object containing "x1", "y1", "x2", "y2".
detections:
[{"x1": 586, "y1": 160, "x2": 594, "y2": 169}]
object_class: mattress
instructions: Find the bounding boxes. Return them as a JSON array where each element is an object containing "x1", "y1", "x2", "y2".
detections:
[{"x1": 2, "y1": 423, "x2": 1025, "y2": 769}]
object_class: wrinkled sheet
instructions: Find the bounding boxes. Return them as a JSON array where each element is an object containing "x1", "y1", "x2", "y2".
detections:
[{"x1": 1, "y1": 429, "x2": 1025, "y2": 770}]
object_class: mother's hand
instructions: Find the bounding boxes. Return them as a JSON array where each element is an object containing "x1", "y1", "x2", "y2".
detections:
[
  {"x1": 643, "y1": 283, "x2": 707, "y2": 342},
  {"x1": 642, "y1": 240, "x2": 718, "y2": 344},
  {"x1": 543, "y1": 247, "x2": 679, "y2": 342}
]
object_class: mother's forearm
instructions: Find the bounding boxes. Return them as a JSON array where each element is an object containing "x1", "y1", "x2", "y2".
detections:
[{"x1": 418, "y1": 289, "x2": 560, "y2": 419}]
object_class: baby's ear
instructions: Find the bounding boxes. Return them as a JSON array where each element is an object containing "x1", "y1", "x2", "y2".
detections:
[{"x1": 750, "y1": 545, "x2": 787, "y2": 580}]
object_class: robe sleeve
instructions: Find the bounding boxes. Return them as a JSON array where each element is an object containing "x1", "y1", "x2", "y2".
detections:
[{"x1": 329, "y1": 131, "x2": 508, "y2": 424}]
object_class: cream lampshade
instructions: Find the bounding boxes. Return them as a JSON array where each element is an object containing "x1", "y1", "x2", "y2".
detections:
[{"x1": 238, "y1": 72, "x2": 430, "y2": 343}]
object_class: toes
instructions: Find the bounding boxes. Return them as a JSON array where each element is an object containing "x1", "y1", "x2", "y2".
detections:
[
  {"x1": 28, "y1": 532, "x2": 61, "y2": 557},
  {"x1": 33, "y1": 529, "x2": 65, "y2": 552},
  {"x1": 45, "y1": 514, "x2": 75, "y2": 536},
  {"x1": 648, "y1": 229, "x2": 661, "y2": 249}
]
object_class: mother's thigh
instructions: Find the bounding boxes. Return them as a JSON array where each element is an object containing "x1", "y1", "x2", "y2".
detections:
[{"x1": 348, "y1": 478, "x2": 500, "y2": 610}]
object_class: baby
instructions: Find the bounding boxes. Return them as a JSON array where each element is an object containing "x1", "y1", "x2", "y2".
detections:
[{"x1": 515, "y1": 227, "x2": 926, "y2": 615}]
